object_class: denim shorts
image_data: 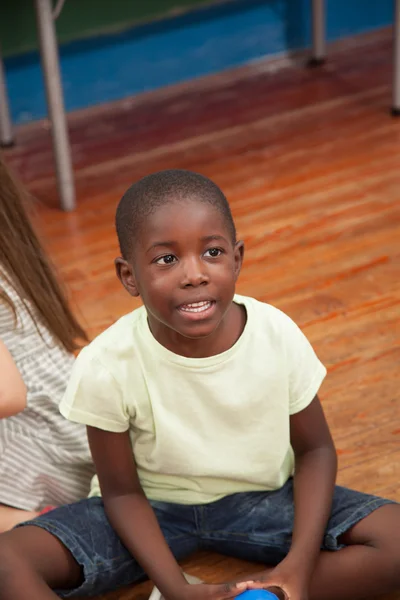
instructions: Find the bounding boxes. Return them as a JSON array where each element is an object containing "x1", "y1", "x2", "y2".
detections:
[{"x1": 18, "y1": 479, "x2": 393, "y2": 598}]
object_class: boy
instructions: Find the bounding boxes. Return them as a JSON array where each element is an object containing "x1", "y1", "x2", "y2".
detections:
[{"x1": 0, "y1": 169, "x2": 399, "y2": 600}]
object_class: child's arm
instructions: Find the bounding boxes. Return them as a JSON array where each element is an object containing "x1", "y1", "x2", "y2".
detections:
[
  {"x1": 254, "y1": 395, "x2": 337, "y2": 599},
  {"x1": 0, "y1": 339, "x2": 27, "y2": 418},
  {"x1": 87, "y1": 426, "x2": 188, "y2": 598},
  {"x1": 287, "y1": 395, "x2": 337, "y2": 580},
  {"x1": 87, "y1": 426, "x2": 250, "y2": 600}
]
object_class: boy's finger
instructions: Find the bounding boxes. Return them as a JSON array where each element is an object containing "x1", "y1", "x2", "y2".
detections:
[
  {"x1": 217, "y1": 580, "x2": 255, "y2": 598},
  {"x1": 246, "y1": 582, "x2": 266, "y2": 589},
  {"x1": 241, "y1": 583, "x2": 288, "y2": 600}
]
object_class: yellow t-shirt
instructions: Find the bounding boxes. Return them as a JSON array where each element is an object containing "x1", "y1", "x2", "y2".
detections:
[{"x1": 60, "y1": 295, "x2": 326, "y2": 504}]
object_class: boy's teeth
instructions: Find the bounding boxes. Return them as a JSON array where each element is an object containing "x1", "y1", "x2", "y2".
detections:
[{"x1": 180, "y1": 301, "x2": 212, "y2": 313}]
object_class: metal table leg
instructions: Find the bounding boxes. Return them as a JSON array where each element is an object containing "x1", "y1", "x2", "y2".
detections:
[
  {"x1": 34, "y1": 0, "x2": 75, "y2": 210},
  {"x1": 0, "y1": 44, "x2": 14, "y2": 147},
  {"x1": 392, "y1": 0, "x2": 400, "y2": 115},
  {"x1": 309, "y1": 0, "x2": 326, "y2": 67}
]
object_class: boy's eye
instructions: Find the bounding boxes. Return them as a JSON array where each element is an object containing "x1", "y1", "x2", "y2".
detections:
[
  {"x1": 204, "y1": 248, "x2": 222, "y2": 258},
  {"x1": 155, "y1": 254, "x2": 176, "y2": 265}
]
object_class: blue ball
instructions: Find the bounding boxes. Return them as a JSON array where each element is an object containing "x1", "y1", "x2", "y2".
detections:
[{"x1": 237, "y1": 591, "x2": 279, "y2": 600}]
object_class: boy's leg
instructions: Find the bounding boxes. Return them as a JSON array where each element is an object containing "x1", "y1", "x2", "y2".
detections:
[
  {"x1": 201, "y1": 481, "x2": 400, "y2": 600},
  {"x1": 0, "y1": 525, "x2": 81, "y2": 599},
  {"x1": 309, "y1": 503, "x2": 400, "y2": 600},
  {"x1": 0, "y1": 497, "x2": 200, "y2": 599}
]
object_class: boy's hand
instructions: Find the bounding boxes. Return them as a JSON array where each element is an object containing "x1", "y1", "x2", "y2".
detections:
[
  {"x1": 174, "y1": 580, "x2": 255, "y2": 600},
  {"x1": 244, "y1": 566, "x2": 308, "y2": 600}
]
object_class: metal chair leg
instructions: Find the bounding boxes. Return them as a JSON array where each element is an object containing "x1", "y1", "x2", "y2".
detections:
[
  {"x1": 308, "y1": 0, "x2": 326, "y2": 67},
  {"x1": 0, "y1": 44, "x2": 14, "y2": 147},
  {"x1": 35, "y1": 0, "x2": 76, "y2": 210},
  {"x1": 392, "y1": 0, "x2": 400, "y2": 115}
]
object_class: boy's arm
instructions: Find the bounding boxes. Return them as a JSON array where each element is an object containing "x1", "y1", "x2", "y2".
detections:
[
  {"x1": 288, "y1": 394, "x2": 337, "y2": 579},
  {"x1": 241, "y1": 395, "x2": 336, "y2": 600},
  {"x1": 274, "y1": 394, "x2": 337, "y2": 594},
  {"x1": 87, "y1": 426, "x2": 251, "y2": 600},
  {"x1": 0, "y1": 339, "x2": 27, "y2": 418},
  {"x1": 87, "y1": 426, "x2": 189, "y2": 599}
]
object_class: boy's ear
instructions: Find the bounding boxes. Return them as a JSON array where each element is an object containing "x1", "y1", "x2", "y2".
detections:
[
  {"x1": 115, "y1": 257, "x2": 140, "y2": 297},
  {"x1": 234, "y1": 240, "x2": 244, "y2": 280}
]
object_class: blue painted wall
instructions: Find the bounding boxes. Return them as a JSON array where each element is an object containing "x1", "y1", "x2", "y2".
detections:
[{"x1": 4, "y1": 0, "x2": 392, "y2": 124}]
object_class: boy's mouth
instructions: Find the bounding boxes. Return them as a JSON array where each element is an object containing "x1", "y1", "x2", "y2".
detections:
[{"x1": 178, "y1": 300, "x2": 215, "y2": 314}]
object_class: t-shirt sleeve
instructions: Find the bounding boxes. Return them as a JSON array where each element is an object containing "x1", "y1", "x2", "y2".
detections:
[
  {"x1": 279, "y1": 311, "x2": 327, "y2": 415},
  {"x1": 59, "y1": 346, "x2": 130, "y2": 432}
]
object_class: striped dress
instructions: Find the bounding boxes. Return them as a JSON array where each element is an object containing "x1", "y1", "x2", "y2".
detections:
[{"x1": 0, "y1": 273, "x2": 95, "y2": 511}]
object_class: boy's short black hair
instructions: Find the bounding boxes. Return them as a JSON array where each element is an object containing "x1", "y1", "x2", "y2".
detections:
[{"x1": 115, "y1": 169, "x2": 236, "y2": 260}]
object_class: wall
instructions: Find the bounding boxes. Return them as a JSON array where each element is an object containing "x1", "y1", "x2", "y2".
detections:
[
  {"x1": 0, "y1": 1, "x2": 211, "y2": 57},
  {"x1": 2, "y1": 0, "x2": 392, "y2": 124}
]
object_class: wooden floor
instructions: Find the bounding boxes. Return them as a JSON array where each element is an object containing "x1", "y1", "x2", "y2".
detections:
[{"x1": 3, "y1": 28, "x2": 400, "y2": 600}]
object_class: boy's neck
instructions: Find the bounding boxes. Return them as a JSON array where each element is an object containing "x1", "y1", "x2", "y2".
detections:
[{"x1": 148, "y1": 302, "x2": 247, "y2": 359}]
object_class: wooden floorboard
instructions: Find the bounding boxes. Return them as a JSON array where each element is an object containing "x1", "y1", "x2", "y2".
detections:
[{"x1": 2, "y1": 28, "x2": 400, "y2": 599}]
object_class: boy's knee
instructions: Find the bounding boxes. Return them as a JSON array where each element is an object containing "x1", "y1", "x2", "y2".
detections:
[
  {"x1": 0, "y1": 541, "x2": 24, "y2": 594},
  {"x1": 0, "y1": 538, "x2": 19, "y2": 566},
  {"x1": 372, "y1": 506, "x2": 400, "y2": 586},
  {"x1": 382, "y1": 541, "x2": 400, "y2": 584},
  {"x1": 0, "y1": 537, "x2": 46, "y2": 598},
  {"x1": 378, "y1": 551, "x2": 400, "y2": 588}
]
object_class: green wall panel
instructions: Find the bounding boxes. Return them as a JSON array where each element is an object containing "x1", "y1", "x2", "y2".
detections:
[{"x1": 0, "y1": 0, "x2": 210, "y2": 57}]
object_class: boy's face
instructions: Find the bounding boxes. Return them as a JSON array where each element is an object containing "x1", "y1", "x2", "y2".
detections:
[{"x1": 116, "y1": 199, "x2": 244, "y2": 348}]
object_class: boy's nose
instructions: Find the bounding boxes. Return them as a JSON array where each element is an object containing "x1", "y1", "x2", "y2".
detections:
[{"x1": 181, "y1": 257, "x2": 209, "y2": 287}]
